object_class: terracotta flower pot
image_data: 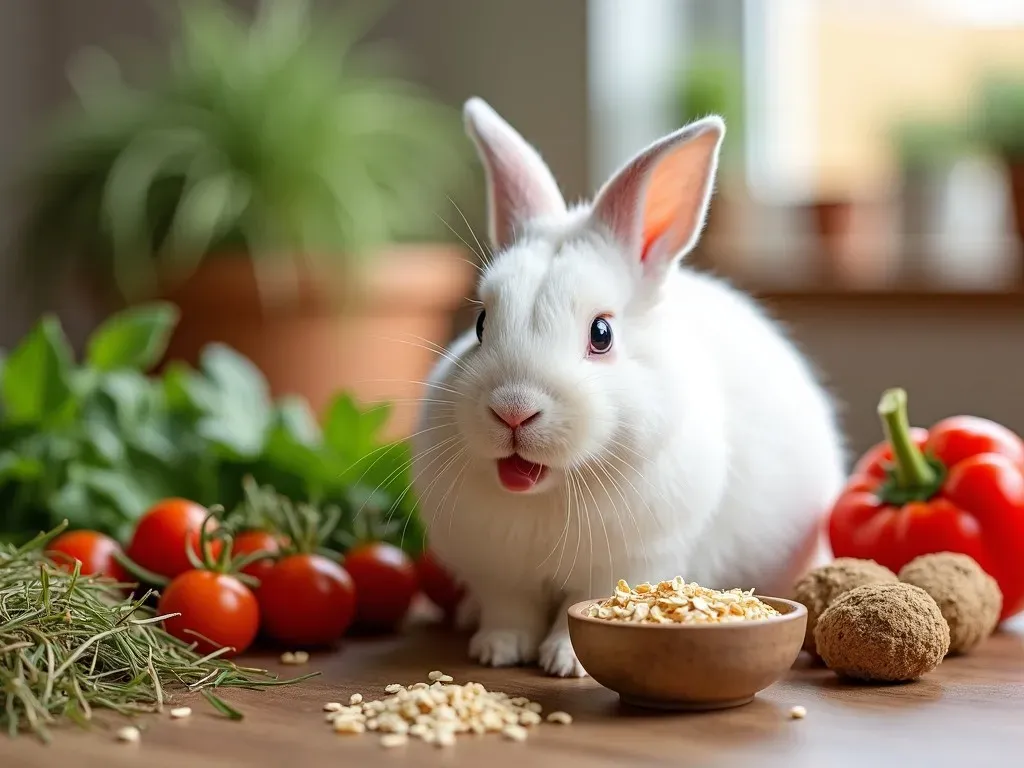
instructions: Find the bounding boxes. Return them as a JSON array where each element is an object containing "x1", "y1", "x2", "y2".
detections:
[
  {"x1": 805, "y1": 198, "x2": 856, "y2": 283},
  {"x1": 156, "y1": 244, "x2": 475, "y2": 439}
]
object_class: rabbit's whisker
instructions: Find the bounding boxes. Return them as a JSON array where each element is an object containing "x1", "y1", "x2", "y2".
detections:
[
  {"x1": 585, "y1": 461, "x2": 633, "y2": 574},
  {"x1": 597, "y1": 458, "x2": 649, "y2": 573},
  {"x1": 444, "y1": 454, "x2": 472, "y2": 541},
  {"x1": 407, "y1": 439, "x2": 467, "y2": 549},
  {"x1": 535, "y1": 483, "x2": 573, "y2": 572},
  {"x1": 384, "y1": 333, "x2": 477, "y2": 380},
  {"x1": 340, "y1": 419, "x2": 458, "y2": 493},
  {"x1": 579, "y1": 465, "x2": 613, "y2": 596},
  {"x1": 448, "y1": 195, "x2": 494, "y2": 267},
  {"x1": 354, "y1": 377, "x2": 466, "y2": 398},
  {"x1": 377, "y1": 435, "x2": 465, "y2": 535},
  {"x1": 558, "y1": 468, "x2": 583, "y2": 592},
  {"x1": 435, "y1": 211, "x2": 488, "y2": 272}
]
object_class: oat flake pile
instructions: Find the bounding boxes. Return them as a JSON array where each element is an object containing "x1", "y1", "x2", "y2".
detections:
[
  {"x1": 586, "y1": 577, "x2": 781, "y2": 624},
  {"x1": 323, "y1": 671, "x2": 573, "y2": 748}
]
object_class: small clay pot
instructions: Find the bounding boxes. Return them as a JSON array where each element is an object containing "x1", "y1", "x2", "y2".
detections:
[
  {"x1": 807, "y1": 198, "x2": 856, "y2": 281},
  {"x1": 156, "y1": 244, "x2": 474, "y2": 439},
  {"x1": 567, "y1": 596, "x2": 806, "y2": 711}
]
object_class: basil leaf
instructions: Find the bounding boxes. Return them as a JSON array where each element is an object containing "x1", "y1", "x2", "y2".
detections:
[
  {"x1": 274, "y1": 395, "x2": 321, "y2": 446},
  {"x1": 85, "y1": 302, "x2": 180, "y2": 372},
  {"x1": 1, "y1": 316, "x2": 76, "y2": 426},
  {"x1": 195, "y1": 343, "x2": 271, "y2": 458}
]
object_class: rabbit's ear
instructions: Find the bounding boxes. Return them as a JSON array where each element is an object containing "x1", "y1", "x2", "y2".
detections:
[
  {"x1": 590, "y1": 116, "x2": 724, "y2": 282},
  {"x1": 463, "y1": 97, "x2": 567, "y2": 252}
]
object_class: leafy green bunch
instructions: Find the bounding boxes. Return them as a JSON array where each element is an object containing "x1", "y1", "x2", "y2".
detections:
[
  {"x1": 0, "y1": 303, "x2": 423, "y2": 554},
  {"x1": 18, "y1": 0, "x2": 468, "y2": 302},
  {"x1": 975, "y1": 73, "x2": 1024, "y2": 161},
  {"x1": 889, "y1": 118, "x2": 970, "y2": 172}
]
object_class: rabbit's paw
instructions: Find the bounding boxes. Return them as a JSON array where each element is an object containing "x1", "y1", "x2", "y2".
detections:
[
  {"x1": 469, "y1": 628, "x2": 541, "y2": 667},
  {"x1": 539, "y1": 631, "x2": 588, "y2": 678}
]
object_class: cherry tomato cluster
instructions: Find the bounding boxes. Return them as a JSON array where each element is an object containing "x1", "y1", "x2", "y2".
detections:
[{"x1": 45, "y1": 496, "x2": 465, "y2": 658}]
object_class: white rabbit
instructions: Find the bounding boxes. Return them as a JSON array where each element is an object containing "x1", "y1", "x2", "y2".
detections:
[{"x1": 411, "y1": 97, "x2": 846, "y2": 677}]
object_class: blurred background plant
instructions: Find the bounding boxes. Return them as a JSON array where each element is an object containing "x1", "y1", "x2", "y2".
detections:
[
  {"x1": 975, "y1": 73, "x2": 1024, "y2": 245},
  {"x1": 13, "y1": 0, "x2": 475, "y2": 432},
  {"x1": 673, "y1": 45, "x2": 745, "y2": 175},
  {"x1": 670, "y1": 44, "x2": 745, "y2": 270},
  {"x1": 889, "y1": 117, "x2": 972, "y2": 276},
  {"x1": 18, "y1": 0, "x2": 467, "y2": 304}
]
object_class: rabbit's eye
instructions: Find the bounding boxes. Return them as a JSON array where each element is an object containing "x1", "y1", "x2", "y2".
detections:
[
  {"x1": 475, "y1": 309, "x2": 486, "y2": 342},
  {"x1": 589, "y1": 316, "x2": 613, "y2": 355}
]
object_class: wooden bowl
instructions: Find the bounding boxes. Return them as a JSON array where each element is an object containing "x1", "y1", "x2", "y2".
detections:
[{"x1": 567, "y1": 596, "x2": 806, "y2": 711}]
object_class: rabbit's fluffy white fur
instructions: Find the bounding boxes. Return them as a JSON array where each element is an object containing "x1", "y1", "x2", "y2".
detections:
[{"x1": 411, "y1": 97, "x2": 846, "y2": 677}]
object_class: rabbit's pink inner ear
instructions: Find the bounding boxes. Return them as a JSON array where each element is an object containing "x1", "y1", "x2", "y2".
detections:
[
  {"x1": 592, "y1": 119, "x2": 724, "y2": 272},
  {"x1": 640, "y1": 130, "x2": 722, "y2": 264},
  {"x1": 463, "y1": 98, "x2": 567, "y2": 252}
]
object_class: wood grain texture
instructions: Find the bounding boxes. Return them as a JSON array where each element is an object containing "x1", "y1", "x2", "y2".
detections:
[{"x1": 4, "y1": 612, "x2": 1022, "y2": 768}]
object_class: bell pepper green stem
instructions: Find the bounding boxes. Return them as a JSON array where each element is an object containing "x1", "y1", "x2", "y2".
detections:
[{"x1": 877, "y1": 388, "x2": 937, "y2": 490}]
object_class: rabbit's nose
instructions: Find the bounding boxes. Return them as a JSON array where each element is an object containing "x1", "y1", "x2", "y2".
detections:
[{"x1": 489, "y1": 405, "x2": 541, "y2": 430}]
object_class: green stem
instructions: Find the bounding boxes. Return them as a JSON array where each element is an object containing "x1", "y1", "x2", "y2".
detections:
[{"x1": 877, "y1": 388, "x2": 937, "y2": 489}]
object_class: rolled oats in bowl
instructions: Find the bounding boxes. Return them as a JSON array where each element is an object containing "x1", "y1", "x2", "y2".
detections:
[{"x1": 586, "y1": 577, "x2": 781, "y2": 624}]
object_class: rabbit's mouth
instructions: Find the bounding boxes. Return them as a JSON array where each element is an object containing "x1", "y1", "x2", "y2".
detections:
[{"x1": 496, "y1": 454, "x2": 549, "y2": 492}]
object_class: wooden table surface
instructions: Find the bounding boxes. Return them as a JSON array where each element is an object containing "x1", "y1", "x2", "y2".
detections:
[{"x1": 5, "y1": 608, "x2": 1023, "y2": 768}]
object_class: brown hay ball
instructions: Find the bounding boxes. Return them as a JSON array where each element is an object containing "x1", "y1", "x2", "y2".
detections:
[
  {"x1": 898, "y1": 552, "x2": 1002, "y2": 656},
  {"x1": 792, "y1": 558, "x2": 899, "y2": 656},
  {"x1": 814, "y1": 582, "x2": 950, "y2": 682}
]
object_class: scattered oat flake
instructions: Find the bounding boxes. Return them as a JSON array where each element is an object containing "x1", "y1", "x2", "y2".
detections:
[
  {"x1": 335, "y1": 718, "x2": 366, "y2": 735},
  {"x1": 789, "y1": 705, "x2": 807, "y2": 720},
  {"x1": 436, "y1": 729, "x2": 457, "y2": 747},
  {"x1": 349, "y1": 693, "x2": 363, "y2": 705},
  {"x1": 503, "y1": 724, "x2": 528, "y2": 742},
  {"x1": 323, "y1": 702, "x2": 343, "y2": 712},
  {"x1": 428, "y1": 670, "x2": 445, "y2": 681},
  {"x1": 169, "y1": 707, "x2": 192, "y2": 719},
  {"x1": 438, "y1": 674, "x2": 454, "y2": 683},
  {"x1": 380, "y1": 733, "x2": 408, "y2": 748},
  {"x1": 519, "y1": 711, "x2": 541, "y2": 726},
  {"x1": 280, "y1": 650, "x2": 310, "y2": 665},
  {"x1": 116, "y1": 726, "x2": 140, "y2": 743},
  {"x1": 547, "y1": 711, "x2": 573, "y2": 725}
]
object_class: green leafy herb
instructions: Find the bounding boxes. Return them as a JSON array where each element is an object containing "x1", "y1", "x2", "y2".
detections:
[
  {"x1": 975, "y1": 72, "x2": 1024, "y2": 160},
  {"x1": 0, "y1": 303, "x2": 426, "y2": 557},
  {"x1": 0, "y1": 522, "x2": 317, "y2": 743},
  {"x1": 86, "y1": 302, "x2": 180, "y2": 372}
]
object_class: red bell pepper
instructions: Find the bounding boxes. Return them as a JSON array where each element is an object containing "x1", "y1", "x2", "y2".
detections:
[{"x1": 828, "y1": 387, "x2": 1024, "y2": 622}]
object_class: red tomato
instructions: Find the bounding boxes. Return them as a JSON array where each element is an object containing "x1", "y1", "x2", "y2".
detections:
[
  {"x1": 231, "y1": 530, "x2": 284, "y2": 586},
  {"x1": 258, "y1": 554, "x2": 356, "y2": 647},
  {"x1": 343, "y1": 542, "x2": 418, "y2": 631},
  {"x1": 46, "y1": 530, "x2": 130, "y2": 581},
  {"x1": 126, "y1": 498, "x2": 221, "y2": 580},
  {"x1": 158, "y1": 570, "x2": 259, "y2": 656},
  {"x1": 415, "y1": 550, "x2": 465, "y2": 616}
]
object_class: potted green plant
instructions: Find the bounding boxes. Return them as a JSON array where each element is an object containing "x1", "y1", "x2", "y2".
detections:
[
  {"x1": 671, "y1": 46, "x2": 744, "y2": 272},
  {"x1": 889, "y1": 117, "x2": 969, "y2": 280},
  {"x1": 975, "y1": 73, "x2": 1024, "y2": 251},
  {"x1": 15, "y1": 0, "x2": 474, "y2": 437}
]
